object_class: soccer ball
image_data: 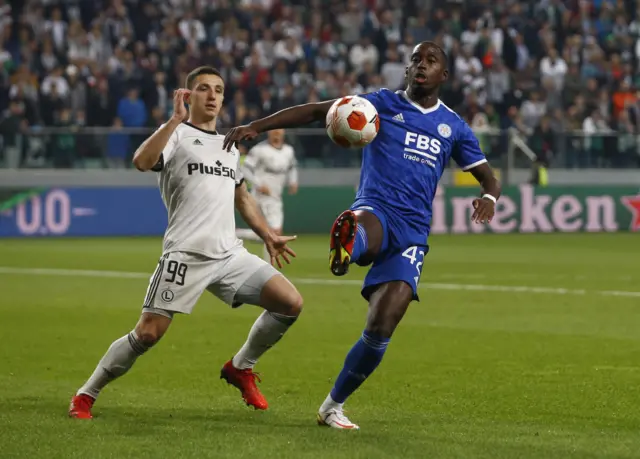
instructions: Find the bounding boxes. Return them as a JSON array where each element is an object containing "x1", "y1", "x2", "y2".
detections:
[{"x1": 326, "y1": 96, "x2": 380, "y2": 149}]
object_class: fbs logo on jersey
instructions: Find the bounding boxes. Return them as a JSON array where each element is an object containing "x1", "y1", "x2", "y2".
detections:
[
  {"x1": 187, "y1": 160, "x2": 236, "y2": 180},
  {"x1": 404, "y1": 132, "x2": 441, "y2": 154}
]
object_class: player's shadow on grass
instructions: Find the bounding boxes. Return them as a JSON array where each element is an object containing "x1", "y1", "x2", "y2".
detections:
[
  {"x1": 90, "y1": 403, "x2": 316, "y2": 432},
  {"x1": 5, "y1": 395, "x2": 317, "y2": 431},
  {"x1": 95, "y1": 406, "x2": 329, "y2": 437}
]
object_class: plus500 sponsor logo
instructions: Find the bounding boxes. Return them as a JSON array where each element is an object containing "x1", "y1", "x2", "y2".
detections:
[{"x1": 187, "y1": 162, "x2": 236, "y2": 180}]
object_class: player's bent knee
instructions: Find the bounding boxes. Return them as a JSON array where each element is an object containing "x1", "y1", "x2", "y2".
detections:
[
  {"x1": 260, "y1": 274, "x2": 303, "y2": 317},
  {"x1": 135, "y1": 312, "x2": 172, "y2": 346},
  {"x1": 287, "y1": 289, "x2": 304, "y2": 316}
]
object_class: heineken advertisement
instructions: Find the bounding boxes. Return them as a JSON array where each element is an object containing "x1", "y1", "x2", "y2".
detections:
[
  {"x1": 430, "y1": 185, "x2": 640, "y2": 234},
  {"x1": 0, "y1": 185, "x2": 638, "y2": 237},
  {"x1": 276, "y1": 185, "x2": 640, "y2": 234},
  {"x1": 248, "y1": 184, "x2": 640, "y2": 234}
]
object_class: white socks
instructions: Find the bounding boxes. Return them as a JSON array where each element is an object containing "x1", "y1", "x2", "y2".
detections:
[
  {"x1": 232, "y1": 311, "x2": 297, "y2": 370},
  {"x1": 77, "y1": 331, "x2": 149, "y2": 399},
  {"x1": 319, "y1": 393, "x2": 344, "y2": 413}
]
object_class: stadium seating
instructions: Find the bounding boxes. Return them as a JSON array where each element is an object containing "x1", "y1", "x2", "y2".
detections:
[{"x1": 0, "y1": 0, "x2": 639, "y2": 168}]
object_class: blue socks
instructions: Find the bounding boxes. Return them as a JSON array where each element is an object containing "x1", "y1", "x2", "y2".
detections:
[
  {"x1": 351, "y1": 224, "x2": 368, "y2": 264},
  {"x1": 329, "y1": 331, "x2": 390, "y2": 404}
]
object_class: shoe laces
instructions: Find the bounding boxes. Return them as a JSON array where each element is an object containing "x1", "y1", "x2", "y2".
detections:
[
  {"x1": 330, "y1": 408, "x2": 352, "y2": 424},
  {"x1": 239, "y1": 368, "x2": 262, "y2": 385}
]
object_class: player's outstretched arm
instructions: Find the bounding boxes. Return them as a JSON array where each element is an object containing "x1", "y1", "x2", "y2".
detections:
[
  {"x1": 469, "y1": 163, "x2": 502, "y2": 224},
  {"x1": 132, "y1": 89, "x2": 189, "y2": 171},
  {"x1": 234, "y1": 181, "x2": 297, "y2": 268},
  {"x1": 223, "y1": 99, "x2": 336, "y2": 151}
]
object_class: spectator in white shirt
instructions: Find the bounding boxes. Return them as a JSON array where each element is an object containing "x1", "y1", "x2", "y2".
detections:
[
  {"x1": 380, "y1": 49, "x2": 405, "y2": 90},
  {"x1": 178, "y1": 11, "x2": 206, "y2": 43},
  {"x1": 520, "y1": 91, "x2": 547, "y2": 131},
  {"x1": 539, "y1": 47, "x2": 568, "y2": 91},
  {"x1": 460, "y1": 18, "x2": 480, "y2": 50},
  {"x1": 273, "y1": 34, "x2": 304, "y2": 65},
  {"x1": 41, "y1": 66, "x2": 70, "y2": 98},
  {"x1": 454, "y1": 46, "x2": 483, "y2": 87},
  {"x1": 44, "y1": 7, "x2": 67, "y2": 53},
  {"x1": 349, "y1": 36, "x2": 379, "y2": 73}
]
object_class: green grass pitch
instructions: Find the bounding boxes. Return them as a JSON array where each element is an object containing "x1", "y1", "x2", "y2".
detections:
[{"x1": 0, "y1": 233, "x2": 639, "y2": 459}]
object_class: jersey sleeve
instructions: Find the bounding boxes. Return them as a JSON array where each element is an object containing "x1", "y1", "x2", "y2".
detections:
[
  {"x1": 150, "y1": 124, "x2": 181, "y2": 172},
  {"x1": 234, "y1": 147, "x2": 245, "y2": 188},
  {"x1": 357, "y1": 89, "x2": 387, "y2": 111},
  {"x1": 451, "y1": 121, "x2": 488, "y2": 171}
]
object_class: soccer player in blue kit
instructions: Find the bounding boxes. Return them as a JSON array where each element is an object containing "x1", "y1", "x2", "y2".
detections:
[{"x1": 224, "y1": 41, "x2": 501, "y2": 430}]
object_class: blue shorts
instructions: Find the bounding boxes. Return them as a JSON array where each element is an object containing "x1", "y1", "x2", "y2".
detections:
[{"x1": 351, "y1": 204, "x2": 429, "y2": 302}]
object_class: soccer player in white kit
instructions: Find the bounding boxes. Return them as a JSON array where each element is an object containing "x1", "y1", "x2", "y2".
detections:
[
  {"x1": 69, "y1": 67, "x2": 303, "y2": 419},
  {"x1": 240, "y1": 129, "x2": 298, "y2": 261}
]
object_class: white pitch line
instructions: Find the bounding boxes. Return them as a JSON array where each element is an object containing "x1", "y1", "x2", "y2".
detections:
[
  {"x1": 0, "y1": 266, "x2": 148, "y2": 279},
  {"x1": 1, "y1": 266, "x2": 639, "y2": 298}
]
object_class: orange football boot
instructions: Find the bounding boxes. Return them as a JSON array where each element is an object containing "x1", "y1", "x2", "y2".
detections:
[
  {"x1": 68, "y1": 394, "x2": 95, "y2": 419},
  {"x1": 220, "y1": 360, "x2": 268, "y2": 410},
  {"x1": 329, "y1": 210, "x2": 357, "y2": 276}
]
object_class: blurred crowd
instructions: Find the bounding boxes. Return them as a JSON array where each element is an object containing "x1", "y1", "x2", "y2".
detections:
[{"x1": 1, "y1": 0, "x2": 640, "y2": 168}]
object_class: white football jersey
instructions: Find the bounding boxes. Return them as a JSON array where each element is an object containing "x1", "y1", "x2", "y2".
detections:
[
  {"x1": 242, "y1": 140, "x2": 298, "y2": 201},
  {"x1": 152, "y1": 122, "x2": 244, "y2": 259}
]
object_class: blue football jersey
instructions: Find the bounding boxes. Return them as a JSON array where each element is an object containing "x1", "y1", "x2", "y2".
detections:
[{"x1": 354, "y1": 89, "x2": 487, "y2": 248}]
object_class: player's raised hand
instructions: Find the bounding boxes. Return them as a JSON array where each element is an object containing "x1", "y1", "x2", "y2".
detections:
[
  {"x1": 171, "y1": 89, "x2": 190, "y2": 122},
  {"x1": 223, "y1": 124, "x2": 259, "y2": 151},
  {"x1": 265, "y1": 234, "x2": 297, "y2": 269},
  {"x1": 471, "y1": 197, "x2": 496, "y2": 224}
]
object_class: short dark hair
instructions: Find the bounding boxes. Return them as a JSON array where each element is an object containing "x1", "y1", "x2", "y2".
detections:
[
  {"x1": 418, "y1": 41, "x2": 449, "y2": 67},
  {"x1": 185, "y1": 66, "x2": 223, "y2": 90}
]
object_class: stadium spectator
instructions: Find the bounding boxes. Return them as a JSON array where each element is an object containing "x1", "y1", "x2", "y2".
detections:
[
  {"x1": 106, "y1": 117, "x2": 130, "y2": 168},
  {"x1": 349, "y1": 36, "x2": 379, "y2": 73},
  {"x1": 0, "y1": 0, "x2": 638, "y2": 169},
  {"x1": 117, "y1": 87, "x2": 147, "y2": 129}
]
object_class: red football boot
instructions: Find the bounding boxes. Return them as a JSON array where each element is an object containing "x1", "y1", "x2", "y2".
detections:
[
  {"x1": 220, "y1": 360, "x2": 268, "y2": 410},
  {"x1": 329, "y1": 210, "x2": 357, "y2": 276},
  {"x1": 68, "y1": 394, "x2": 95, "y2": 419}
]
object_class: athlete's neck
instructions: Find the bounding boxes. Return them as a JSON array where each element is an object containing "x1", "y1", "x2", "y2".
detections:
[
  {"x1": 187, "y1": 116, "x2": 217, "y2": 133},
  {"x1": 406, "y1": 87, "x2": 439, "y2": 109}
]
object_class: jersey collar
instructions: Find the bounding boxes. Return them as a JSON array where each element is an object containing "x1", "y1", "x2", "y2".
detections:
[
  {"x1": 397, "y1": 90, "x2": 441, "y2": 115},
  {"x1": 184, "y1": 121, "x2": 218, "y2": 135}
]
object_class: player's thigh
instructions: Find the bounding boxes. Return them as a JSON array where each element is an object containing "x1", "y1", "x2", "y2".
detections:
[
  {"x1": 352, "y1": 207, "x2": 385, "y2": 259},
  {"x1": 207, "y1": 248, "x2": 301, "y2": 315},
  {"x1": 365, "y1": 281, "x2": 414, "y2": 338},
  {"x1": 361, "y1": 245, "x2": 427, "y2": 335},
  {"x1": 363, "y1": 245, "x2": 426, "y2": 300},
  {"x1": 142, "y1": 252, "x2": 214, "y2": 317},
  {"x1": 257, "y1": 273, "x2": 303, "y2": 316}
]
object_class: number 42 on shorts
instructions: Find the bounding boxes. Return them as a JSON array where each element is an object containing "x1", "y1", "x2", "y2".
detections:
[{"x1": 402, "y1": 246, "x2": 425, "y2": 287}]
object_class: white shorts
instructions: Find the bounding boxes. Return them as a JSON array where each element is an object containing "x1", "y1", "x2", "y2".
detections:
[
  {"x1": 141, "y1": 246, "x2": 279, "y2": 317},
  {"x1": 257, "y1": 198, "x2": 283, "y2": 230}
]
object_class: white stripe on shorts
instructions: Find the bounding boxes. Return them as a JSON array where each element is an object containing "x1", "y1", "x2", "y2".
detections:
[{"x1": 143, "y1": 255, "x2": 168, "y2": 308}]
